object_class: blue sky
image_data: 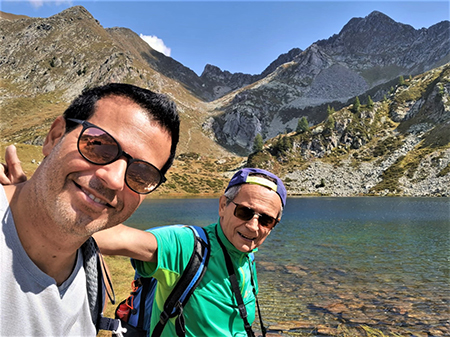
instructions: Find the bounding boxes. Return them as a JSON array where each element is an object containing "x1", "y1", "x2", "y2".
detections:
[{"x1": 2, "y1": 1, "x2": 449, "y2": 75}]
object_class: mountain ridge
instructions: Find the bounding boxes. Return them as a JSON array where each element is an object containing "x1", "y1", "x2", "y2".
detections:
[
  {"x1": 1, "y1": 6, "x2": 449, "y2": 197},
  {"x1": 209, "y1": 11, "x2": 449, "y2": 154}
]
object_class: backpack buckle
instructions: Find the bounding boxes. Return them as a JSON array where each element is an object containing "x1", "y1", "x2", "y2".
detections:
[
  {"x1": 159, "y1": 310, "x2": 170, "y2": 325},
  {"x1": 112, "y1": 320, "x2": 127, "y2": 337}
]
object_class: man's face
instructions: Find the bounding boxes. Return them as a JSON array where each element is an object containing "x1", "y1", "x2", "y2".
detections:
[
  {"x1": 219, "y1": 184, "x2": 282, "y2": 252},
  {"x1": 37, "y1": 95, "x2": 172, "y2": 238}
]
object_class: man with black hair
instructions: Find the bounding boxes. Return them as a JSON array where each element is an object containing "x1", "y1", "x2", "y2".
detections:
[{"x1": 0, "y1": 83, "x2": 179, "y2": 336}]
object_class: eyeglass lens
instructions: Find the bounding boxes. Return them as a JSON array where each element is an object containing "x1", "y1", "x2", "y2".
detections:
[
  {"x1": 77, "y1": 124, "x2": 163, "y2": 194},
  {"x1": 234, "y1": 203, "x2": 278, "y2": 228}
]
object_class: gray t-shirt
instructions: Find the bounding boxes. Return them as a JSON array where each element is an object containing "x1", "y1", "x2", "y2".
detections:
[{"x1": 0, "y1": 186, "x2": 96, "y2": 336}]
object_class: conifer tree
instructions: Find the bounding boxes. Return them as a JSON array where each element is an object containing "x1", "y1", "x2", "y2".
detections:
[
  {"x1": 274, "y1": 136, "x2": 292, "y2": 155},
  {"x1": 325, "y1": 115, "x2": 335, "y2": 130},
  {"x1": 296, "y1": 116, "x2": 309, "y2": 133},
  {"x1": 253, "y1": 133, "x2": 264, "y2": 152},
  {"x1": 353, "y1": 96, "x2": 361, "y2": 113},
  {"x1": 327, "y1": 105, "x2": 335, "y2": 116},
  {"x1": 367, "y1": 95, "x2": 374, "y2": 109},
  {"x1": 280, "y1": 137, "x2": 292, "y2": 152},
  {"x1": 399, "y1": 75, "x2": 405, "y2": 86}
]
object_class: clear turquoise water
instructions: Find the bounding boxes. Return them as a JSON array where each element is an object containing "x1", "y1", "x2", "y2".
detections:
[{"x1": 125, "y1": 197, "x2": 450, "y2": 336}]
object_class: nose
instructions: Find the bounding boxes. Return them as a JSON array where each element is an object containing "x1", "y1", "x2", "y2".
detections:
[
  {"x1": 95, "y1": 158, "x2": 128, "y2": 191},
  {"x1": 246, "y1": 215, "x2": 260, "y2": 231}
]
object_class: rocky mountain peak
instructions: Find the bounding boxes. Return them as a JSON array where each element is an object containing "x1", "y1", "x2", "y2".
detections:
[
  {"x1": 55, "y1": 5, "x2": 96, "y2": 20},
  {"x1": 1, "y1": 6, "x2": 449, "y2": 197},
  {"x1": 343, "y1": 10, "x2": 413, "y2": 33},
  {"x1": 261, "y1": 47, "x2": 303, "y2": 77},
  {"x1": 201, "y1": 64, "x2": 231, "y2": 78},
  {"x1": 323, "y1": 11, "x2": 417, "y2": 55},
  {"x1": 200, "y1": 64, "x2": 260, "y2": 100}
]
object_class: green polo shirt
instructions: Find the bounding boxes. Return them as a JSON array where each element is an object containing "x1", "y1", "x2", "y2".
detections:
[{"x1": 133, "y1": 221, "x2": 258, "y2": 337}]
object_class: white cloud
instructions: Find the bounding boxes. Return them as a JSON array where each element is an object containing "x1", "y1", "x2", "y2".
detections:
[
  {"x1": 29, "y1": 0, "x2": 44, "y2": 8},
  {"x1": 28, "y1": 0, "x2": 73, "y2": 9},
  {"x1": 140, "y1": 34, "x2": 171, "y2": 57}
]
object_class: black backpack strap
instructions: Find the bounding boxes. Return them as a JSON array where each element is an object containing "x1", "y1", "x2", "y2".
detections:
[
  {"x1": 82, "y1": 237, "x2": 126, "y2": 336},
  {"x1": 82, "y1": 237, "x2": 101, "y2": 328},
  {"x1": 248, "y1": 257, "x2": 267, "y2": 337},
  {"x1": 215, "y1": 226, "x2": 255, "y2": 337},
  {"x1": 151, "y1": 226, "x2": 210, "y2": 337}
]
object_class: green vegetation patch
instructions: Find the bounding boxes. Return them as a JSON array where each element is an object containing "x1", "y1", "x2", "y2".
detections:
[
  {"x1": 402, "y1": 148, "x2": 433, "y2": 180},
  {"x1": 1, "y1": 86, "x2": 67, "y2": 143},
  {"x1": 393, "y1": 68, "x2": 441, "y2": 106},
  {"x1": 438, "y1": 163, "x2": 450, "y2": 177},
  {"x1": 247, "y1": 150, "x2": 276, "y2": 170},
  {"x1": 370, "y1": 156, "x2": 406, "y2": 194},
  {"x1": 373, "y1": 136, "x2": 404, "y2": 157},
  {"x1": 163, "y1": 171, "x2": 226, "y2": 195}
]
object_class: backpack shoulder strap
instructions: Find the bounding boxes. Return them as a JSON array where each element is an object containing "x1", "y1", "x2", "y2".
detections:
[
  {"x1": 82, "y1": 237, "x2": 126, "y2": 336},
  {"x1": 151, "y1": 225, "x2": 210, "y2": 337},
  {"x1": 81, "y1": 237, "x2": 101, "y2": 327}
]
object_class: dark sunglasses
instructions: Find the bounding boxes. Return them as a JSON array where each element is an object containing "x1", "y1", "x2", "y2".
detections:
[
  {"x1": 228, "y1": 199, "x2": 279, "y2": 229},
  {"x1": 67, "y1": 118, "x2": 166, "y2": 194}
]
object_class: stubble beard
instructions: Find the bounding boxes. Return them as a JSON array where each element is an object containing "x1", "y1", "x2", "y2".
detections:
[{"x1": 51, "y1": 193, "x2": 106, "y2": 238}]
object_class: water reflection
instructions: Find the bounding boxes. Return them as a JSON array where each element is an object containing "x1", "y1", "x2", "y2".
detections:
[{"x1": 258, "y1": 197, "x2": 449, "y2": 336}]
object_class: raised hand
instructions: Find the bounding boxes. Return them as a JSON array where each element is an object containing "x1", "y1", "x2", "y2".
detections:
[{"x1": 0, "y1": 145, "x2": 27, "y2": 185}]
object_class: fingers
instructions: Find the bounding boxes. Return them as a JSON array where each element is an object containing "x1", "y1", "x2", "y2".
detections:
[
  {"x1": 0, "y1": 163, "x2": 11, "y2": 185},
  {"x1": 6, "y1": 145, "x2": 27, "y2": 184},
  {"x1": 0, "y1": 145, "x2": 27, "y2": 185}
]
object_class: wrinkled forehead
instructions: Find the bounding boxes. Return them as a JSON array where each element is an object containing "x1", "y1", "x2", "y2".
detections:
[{"x1": 236, "y1": 183, "x2": 282, "y2": 211}]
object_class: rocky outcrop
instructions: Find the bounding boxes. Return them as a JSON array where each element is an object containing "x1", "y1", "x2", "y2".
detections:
[
  {"x1": 199, "y1": 65, "x2": 259, "y2": 101},
  {"x1": 284, "y1": 146, "x2": 450, "y2": 197},
  {"x1": 248, "y1": 65, "x2": 450, "y2": 197},
  {"x1": 260, "y1": 47, "x2": 303, "y2": 78},
  {"x1": 199, "y1": 48, "x2": 305, "y2": 101}
]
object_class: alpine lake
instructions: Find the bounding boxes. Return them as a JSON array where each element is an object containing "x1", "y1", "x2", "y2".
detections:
[{"x1": 124, "y1": 197, "x2": 449, "y2": 337}]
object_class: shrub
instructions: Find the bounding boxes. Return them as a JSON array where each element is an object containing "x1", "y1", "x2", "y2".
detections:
[
  {"x1": 253, "y1": 134, "x2": 264, "y2": 152},
  {"x1": 274, "y1": 137, "x2": 292, "y2": 155},
  {"x1": 296, "y1": 117, "x2": 310, "y2": 133},
  {"x1": 367, "y1": 95, "x2": 374, "y2": 109},
  {"x1": 352, "y1": 96, "x2": 361, "y2": 113}
]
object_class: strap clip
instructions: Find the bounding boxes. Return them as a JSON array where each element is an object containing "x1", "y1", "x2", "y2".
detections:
[{"x1": 112, "y1": 320, "x2": 127, "y2": 337}]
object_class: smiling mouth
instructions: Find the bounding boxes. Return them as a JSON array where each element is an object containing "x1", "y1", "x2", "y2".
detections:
[
  {"x1": 238, "y1": 232, "x2": 256, "y2": 241},
  {"x1": 87, "y1": 192, "x2": 107, "y2": 205},
  {"x1": 75, "y1": 182, "x2": 111, "y2": 207}
]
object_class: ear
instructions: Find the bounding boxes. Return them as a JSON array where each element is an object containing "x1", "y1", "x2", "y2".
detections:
[
  {"x1": 218, "y1": 195, "x2": 228, "y2": 217},
  {"x1": 43, "y1": 116, "x2": 66, "y2": 156}
]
